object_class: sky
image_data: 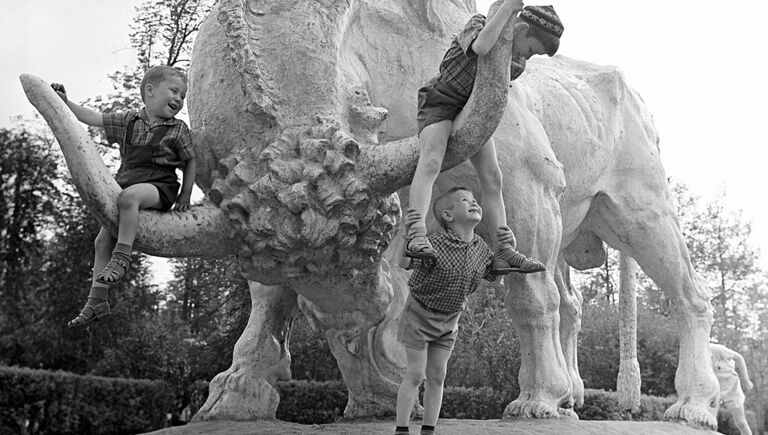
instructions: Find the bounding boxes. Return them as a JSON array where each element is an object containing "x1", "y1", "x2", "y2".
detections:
[{"x1": 2, "y1": 0, "x2": 768, "y2": 274}]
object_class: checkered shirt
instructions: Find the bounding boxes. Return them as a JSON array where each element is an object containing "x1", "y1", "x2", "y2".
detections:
[
  {"x1": 429, "y1": 14, "x2": 525, "y2": 102},
  {"x1": 103, "y1": 108, "x2": 196, "y2": 167},
  {"x1": 408, "y1": 229, "x2": 495, "y2": 314}
]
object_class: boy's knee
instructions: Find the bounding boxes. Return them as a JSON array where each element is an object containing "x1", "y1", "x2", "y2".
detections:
[
  {"x1": 404, "y1": 369, "x2": 425, "y2": 387},
  {"x1": 117, "y1": 190, "x2": 138, "y2": 210},
  {"x1": 425, "y1": 366, "x2": 447, "y2": 385}
]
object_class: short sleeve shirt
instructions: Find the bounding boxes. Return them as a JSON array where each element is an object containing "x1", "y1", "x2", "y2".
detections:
[
  {"x1": 710, "y1": 343, "x2": 745, "y2": 407},
  {"x1": 431, "y1": 14, "x2": 486, "y2": 101},
  {"x1": 102, "y1": 108, "x2": 195, "y2": 167},
  {"x1": 408, "y1": 229, "x2": 495, "y2": 314}
]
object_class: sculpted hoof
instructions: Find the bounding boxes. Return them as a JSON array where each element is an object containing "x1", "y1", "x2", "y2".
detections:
[
  {"x1": 558, "y1": 407, "x2": 579, "y2": 420},
  {"x1": 664, "y1": 401, "x2": 717, "y2": 430},
  {"x1": 503, "y1": 399, "x2": 560, "y2": 419}
]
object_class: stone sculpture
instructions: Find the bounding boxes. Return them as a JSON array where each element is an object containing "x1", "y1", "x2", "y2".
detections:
[{"x1": 21, "y1": 0, "x2": 718, "y2": 429}]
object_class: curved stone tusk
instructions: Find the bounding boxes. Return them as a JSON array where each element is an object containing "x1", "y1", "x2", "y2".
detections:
[
  {"x1": 359, "y1": 3, "x2": 518, "y2": 194},
  {"x1": 20, "y1": 73, "x2": 236, "y2": 258}
]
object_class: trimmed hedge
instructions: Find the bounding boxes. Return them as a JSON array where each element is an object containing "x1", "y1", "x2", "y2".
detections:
[
  {"x1": 578, "y1": 388, "x2": 676, "y2": 421},
  {"x1": 0, "y1": 366, "x2": 172, "y2": 434},
  {"x1": 276, "y1": 381, "x2": 347, "y2": 424}
]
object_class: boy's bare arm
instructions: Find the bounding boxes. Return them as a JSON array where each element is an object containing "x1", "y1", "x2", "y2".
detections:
[
  {"x1": 733, "y1": 352, "x2": 754, "y2": 391},
  {"x1": 472, "y1": 0, "x2": 524, "y2": 57},
  {"x1": 174, "y1": 158, "x2": 197, "y2": 212},
  {"x1": 51, "y1": 83, "x2": 104, "y2": 127}
]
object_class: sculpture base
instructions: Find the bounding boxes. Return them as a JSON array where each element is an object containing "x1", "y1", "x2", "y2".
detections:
[{"x1": 145, "y1": 418, "x2": 718, "y2": 434}]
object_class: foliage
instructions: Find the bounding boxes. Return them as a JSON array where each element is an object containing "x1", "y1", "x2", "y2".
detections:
[
  {"x1": 275, "y1": 380, "x2": 348, "y2": 424},
  {"x1": 446, "y1": 280, "x2": 521, "y2": 392},
  {"x1": 577, "y1": 388, "x2": 675, "y2": 421},
  {"x1": 0, "y1": 127, "x2": 59, "y2": 340},
  {"x1": 130, "y1": 0, "x2": 215, "y2": 70},
  {"x1": 164, "y1": 257, "x2": 251, "y2": 381},
  {"x1": 0, "y1": 366, "x2": 171, "y2": 435},
  {"x1": 289, "y1": 313, "x2": 342, "y2": 381},
  {"x1": 577, "y1": 299, "x2": 678, "y2": 396}
]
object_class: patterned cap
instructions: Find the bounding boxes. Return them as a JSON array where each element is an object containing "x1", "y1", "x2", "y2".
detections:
[{"x1": 520, "y1": 5, "x2": 563, "y2": 38}]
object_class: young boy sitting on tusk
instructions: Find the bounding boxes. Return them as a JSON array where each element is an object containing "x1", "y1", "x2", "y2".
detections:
[
  {"x1": 404, "y1": 0, "x2": 564, "y2": 276},
  {"x1": 51, "y1": 65, "x2": 197, "y2": 328}
]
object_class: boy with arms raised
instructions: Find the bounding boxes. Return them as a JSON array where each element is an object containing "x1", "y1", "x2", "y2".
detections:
[
  {"x1": 405, "y1": 1, "x2": 564, "y2": 275},
  {"x1": 51, "y1": 65, "x2": 197, "y2": 328},
  {"x1": 395, "y1": 188, "x2": 514, "y2": 435},
  {"x1": 711, "y1": 343, "x2": 755, "y2": 435}
]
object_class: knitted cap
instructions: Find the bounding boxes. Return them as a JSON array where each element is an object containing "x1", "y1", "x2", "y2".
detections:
[{"x1": 520, "y1": 5, "x2": 563, "y2": 38}]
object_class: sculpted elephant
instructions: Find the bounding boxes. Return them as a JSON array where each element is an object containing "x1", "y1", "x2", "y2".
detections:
[{"x1": 21, "y1": 0, "x2": 718, "y2": 429}]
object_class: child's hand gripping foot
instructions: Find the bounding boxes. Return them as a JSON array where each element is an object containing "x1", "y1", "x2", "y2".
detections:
[
  {"x1": 403, "y1": 208, "x2": 436, "y2": 260},
  {"x1": 492, "y1": 226, "x2": 546, "y2": 275}
]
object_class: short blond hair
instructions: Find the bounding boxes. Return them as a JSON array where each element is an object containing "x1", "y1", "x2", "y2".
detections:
[
  {"x1": 432, "y1": 186, "x2": 472, "y2": 229},
  {"x1": 140, "y1": 65, "x2": 187, "y2": 102}
]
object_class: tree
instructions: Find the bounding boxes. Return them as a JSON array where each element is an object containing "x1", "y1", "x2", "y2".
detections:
[{"x1": 0, "y1": 127, "x2": 59, "y2": 363}]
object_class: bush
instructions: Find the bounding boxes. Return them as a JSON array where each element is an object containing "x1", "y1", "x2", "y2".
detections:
[
  {"x1": 0, "y1": 366, "x2": 171, "y2": 434},
  {"x1": 578, "y1": 388, "x2": 676, "y2": 421},
  {"x1": 440, "y1": 386, "x2": 515, "y2": 419},
  {"x1": 276, "y1": 380, "x2": 347, "y2": 424}
]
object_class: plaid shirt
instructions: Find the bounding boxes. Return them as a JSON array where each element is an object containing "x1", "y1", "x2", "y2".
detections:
[
  {"x1": 429, "y1": 14, "x2": 523, "y2": 102},
  {"x1": 408, "y1": 229, "x2": 495, "y2": 314},
  {"x1": 103, "y1": 108, "x2": 196, "y2": 167}
]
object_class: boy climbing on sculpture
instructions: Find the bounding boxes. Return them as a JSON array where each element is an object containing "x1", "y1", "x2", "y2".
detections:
[
  {"x1": 51, "y1": 65, "x2": 197, "y2": 328},
  {"x1": 395, "y1": 187, "x2": 514, "y2": 435},
  {"x1": 710, "y1": 342, "x2": 754, "y2": 435},
  {"x1": 405, "y1": 0, "x2": 564, "y2": 275}
]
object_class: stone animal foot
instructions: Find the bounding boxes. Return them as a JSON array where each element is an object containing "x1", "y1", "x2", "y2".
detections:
[
  {"x1": 558, "y1": 407, "x2": 579, "y2": 419},
  {"x1": 664, "y1": 401, "x2": 717, "y2": 430},
  {"x1": 503, "y1": 399, "x2": 560, "y2": 419}
]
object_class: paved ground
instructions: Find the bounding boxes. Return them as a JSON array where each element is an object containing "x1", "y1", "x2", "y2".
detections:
[{"x1": 146, "y1": 418, "x2": 720, "y2": 434}]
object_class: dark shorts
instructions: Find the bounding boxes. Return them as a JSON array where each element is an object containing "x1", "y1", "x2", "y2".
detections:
[
  {"x1": 416, "y1": 81, "x2": 469, "y2": 135},
  {"x1": 116, "y1": 167, "x2": 180, "y2": 212},
  {"x1": 397, "y1": 296, "x2": 462, "y2": 351}
]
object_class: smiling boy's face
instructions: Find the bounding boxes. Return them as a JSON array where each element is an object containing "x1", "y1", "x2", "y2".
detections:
[
  {"x1": 443, "y1": 189, "x2": 482, "y2": 226},
  {"x1": 144, "y1": 76, "x2": 187, "y2": 121}
]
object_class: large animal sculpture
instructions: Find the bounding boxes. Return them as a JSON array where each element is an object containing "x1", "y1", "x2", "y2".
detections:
[{"x1": 21, "y1": 0, "x2": 719, "y2": 429}]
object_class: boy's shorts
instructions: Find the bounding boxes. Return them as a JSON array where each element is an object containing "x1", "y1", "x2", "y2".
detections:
[
  {"x1": 116, "y1": 167, "x2": 180, "y2": 211},
  {"x1": 397, "y1": 295, "x2": 462, "y2": 351},
  {"x1": 416, "y1": 81, "x2": 468, "y2": 135}
]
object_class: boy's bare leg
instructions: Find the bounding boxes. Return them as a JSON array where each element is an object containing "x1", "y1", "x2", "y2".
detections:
[
  {"x1": 396, "y1": 346, "x2": 428, "y2": 427},
  {"x1": 97, "y1": 183, "x2": 163, "y2": 283},
  {"x1": 731, "y1": 406, "x2": 753, "y2": 435},
  {"x1": 470, "y1": 139, "x2": 545, "y2": 274},
  {"x1": 116, "y1": 183, "x2": 163, "y2": 246},
  {"x1": 406, "y1": 121, "x2": 452, "y2": 258},
  {"x1": 422, "y1": 344, "x2": 452, "y2": 428},
  {"x1": 67, "y1": 227, "x2": 115, "y2": 327}
]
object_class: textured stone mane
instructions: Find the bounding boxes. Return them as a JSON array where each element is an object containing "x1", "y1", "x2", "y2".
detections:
[{"x1": 210, "y1": 117, "x2": 399, "y2": 285}]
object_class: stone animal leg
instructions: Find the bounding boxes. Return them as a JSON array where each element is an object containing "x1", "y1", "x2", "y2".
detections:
[
  {"x1": 555, "y1": 255, "x2": 584, "y2": 410},
  {"x1": 497, "y1": 151, "x2": 572, "y2": 420},
  {"x1": 585, "y1": 191, "x2": 719, "y2": 429},
  {"x1": 617, "y1": 253, "x2": 641, "y2": 411},
  {"x1": 298, "y1": 256, "x2": 411, "y2": 420},
  {"x1": 194, "y1": 282, "x2": 297, "y2": 421}
]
